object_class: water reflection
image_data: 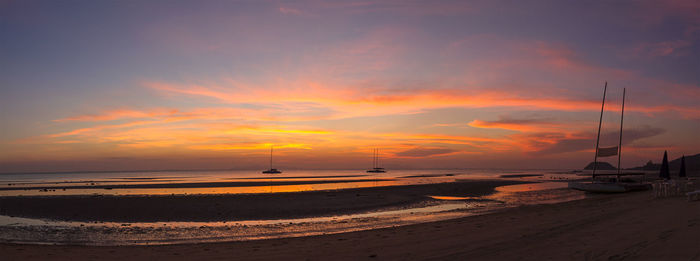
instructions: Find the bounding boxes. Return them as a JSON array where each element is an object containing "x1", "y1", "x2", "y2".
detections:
[
  {"x1": 0, "y1": 202, "x2": 480, "y2": 246},
  {"x1": 0, "y1": 169, "x2": 587, "y2": 246},
  {"x1": 0, "y1": 179, "x2": 445, "y2": 196},
  {"x1": 494, "y1": 182, "x2": 569, "y2": 193},
  {"x1": 0, "y1": 169, "x2": 477, "y2": 196},
  {"x1": 0, "y1": 181, "x2": 585, "y2": 246},
  {"x1": 430, "y1": 182, "x2": 585, "y2": 206}
]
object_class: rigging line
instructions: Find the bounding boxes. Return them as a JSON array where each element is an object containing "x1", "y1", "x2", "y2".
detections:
[
  {"x1": 617, "y1": 88, "x2": 626, "y2": 177},
  {"x1": 593, "y1": 82, "x2": 607, "y2": 179}
]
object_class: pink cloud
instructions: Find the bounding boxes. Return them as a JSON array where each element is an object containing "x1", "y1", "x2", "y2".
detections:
[
  {"x1": 279, "y1": 6, "x2": 303, "y2": 15},
  {"x1": 146, "y1": 79, "x2": 700, "y2": 119},
  {"x1": 630, "y1": 40, "x2": 692, "y2": 58},
  {"x1": 467, "y1": 116, "x2": 560, "y2": 133}
]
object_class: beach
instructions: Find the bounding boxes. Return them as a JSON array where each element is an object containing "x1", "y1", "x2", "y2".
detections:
[
  {"x1": 2, "y1": 186, "x2": 699, "y2": 260},
  {"x1": 0, "y1": 179, "x2": 525, "y2": 222},
  {"x1": 4, "y1": 0, "x2": 699, "y2": 259}
]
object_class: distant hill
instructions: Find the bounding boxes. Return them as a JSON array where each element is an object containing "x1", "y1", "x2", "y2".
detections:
[
  {"x1": 628, "y1": 160, "x2": 662, "y2": 171},
  {"x1": 583, "y1": 162, "x2": 616, "y2": 170},
  {"x1": 670, "y1": 153, "x2": 700, "y2": 171},
  {"x1": 627, "y1": 153, "x2": 700, "y2": 171}
]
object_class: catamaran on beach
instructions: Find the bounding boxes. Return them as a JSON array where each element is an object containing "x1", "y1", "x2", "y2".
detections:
[{"x1": 569, "y1": 83, "x2": 651, "y2": 193}]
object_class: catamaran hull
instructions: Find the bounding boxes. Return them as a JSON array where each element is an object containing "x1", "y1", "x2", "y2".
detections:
[{"x1": 568, "y1": 182, "x2": 650, "y2": 193}]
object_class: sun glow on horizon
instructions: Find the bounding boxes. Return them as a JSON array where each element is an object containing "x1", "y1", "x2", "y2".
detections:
[{"x1": 1, "y1": 0, "x2": 699, "y2": 172}]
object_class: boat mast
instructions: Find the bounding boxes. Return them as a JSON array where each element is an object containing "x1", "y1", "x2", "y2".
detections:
[
  {"x1": 374, "y1": 148, "x2": 378, "y2": 169},
  {"x1": 617, "y1": 88, "x2": 625, "y2": 179},
  {"x1": 376, "y1": 149, "x2": 379, "y2": 168},
  {"x1": 270, "y1": 146, "x2": 273, "y2": 169},
  {"x1": 592, "y1": 82, "x2": 607, "y2": 179}
]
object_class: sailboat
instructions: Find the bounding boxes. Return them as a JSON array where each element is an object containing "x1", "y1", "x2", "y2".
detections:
[
  {"x1": 568, "y1": 83, "x2": 650, "y2": 193},
  {"x1": 366, "y1": 148, "x2": 386, "y2": 173},
  {"x1": 262, "y1": 146, "x2": 282, "y2": 174}
]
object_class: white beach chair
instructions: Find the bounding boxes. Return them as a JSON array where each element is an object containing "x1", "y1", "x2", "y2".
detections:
[{"x1": 687, "y1": 190, "x2": 700, "y2": 202}]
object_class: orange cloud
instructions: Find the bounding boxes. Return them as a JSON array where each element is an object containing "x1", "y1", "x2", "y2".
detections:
[
  {"x1": 47, "y1": 120, "x2": 160, "y2": 138},
  {"x1": 145, "y1": 80, "x2": 608, "y2": 116},
  {"x1": 189, "y1": 143, "x2": 312, "y2": 151},
  {"x1": 22, "y1": 38, "x2": 696, "y2": 168},
  {"x1": 394, "y1": 147, "x2": 458, "y2": 158},
  {"x1": 144, "y1": 79, "x2": 700, "y2": 121},
  {"x1": 467, "y1": 116, "x2": 562, "y2": 132},
  {"x1": 55, "y1": 106, "x2": 331, "y2": 124},
  {"x1": 55, "y1": 109, "x2": 178, "y2": 122}
]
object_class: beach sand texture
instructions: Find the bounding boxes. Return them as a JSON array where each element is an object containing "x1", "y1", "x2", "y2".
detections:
[{"x1": 2, "y1": 190, "x2": 699, "y2": 260}]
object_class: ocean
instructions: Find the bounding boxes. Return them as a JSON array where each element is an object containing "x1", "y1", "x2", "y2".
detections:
[{"x1": 0, "y1": 169, "x2": 586, "y2": 245}]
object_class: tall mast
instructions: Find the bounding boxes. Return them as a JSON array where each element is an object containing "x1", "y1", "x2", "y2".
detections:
[
  {"x1": 617, "y1": 88, "x2": 626, "y2": 178},
  {"x1": 374, "y1": 148, "x2": 377, "y2": 168},
  {"x1": 270, "y1": 146, "x2": 273, "y2": 169},
  {"x1": 376, "y1": 148, "x2": 379, "y2": 168},
  {"x1": 592, "y1": 82, "x2": 607, "y2": 179}
]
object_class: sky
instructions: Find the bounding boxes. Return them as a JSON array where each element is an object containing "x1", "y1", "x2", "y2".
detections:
[{"x1": 1, "y1": 0, "x2": 699, "y2": 172}]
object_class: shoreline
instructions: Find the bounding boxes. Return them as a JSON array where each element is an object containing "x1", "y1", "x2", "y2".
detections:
[
  {"x1": 3, "y1": 190, "x2": 698, "y2": 260},
  {"x1": 0, "y1": 179, "x2": 525, "y2": 222},
  {"x1": 0, "y1": 178, "x2": 388, "y2": 191}
]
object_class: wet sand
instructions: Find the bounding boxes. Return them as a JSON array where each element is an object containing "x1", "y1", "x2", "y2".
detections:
[
  {"x1": 2, "y1": 190, "x2": 699, "y2": 260},
  {"x1": 0, "y1": 180, "x2": 524, "y2": 222}
]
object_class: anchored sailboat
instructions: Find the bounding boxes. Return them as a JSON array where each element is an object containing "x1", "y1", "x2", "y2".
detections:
[
  {"x1": 262, "y1": 146, "x2": 282, "y2": 174},
  {"x1": 568, "y1": 83, "x2": 649, "y2": 193},
  {"x1": 366, "y1": 148, "x2": 386, "y2": 173}
]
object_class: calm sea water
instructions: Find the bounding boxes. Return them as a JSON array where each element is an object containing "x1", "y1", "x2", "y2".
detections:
[
  {"x1": 0, "y1": 169, "x2": 586, "y2": 245},
  {"x1": 0, "y1": 169, "x2": 574, "y2": 196}
]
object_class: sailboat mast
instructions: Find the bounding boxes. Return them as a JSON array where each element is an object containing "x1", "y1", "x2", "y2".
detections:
[
  {"x1": 617, "y1": 88, "x2": 626, "y2": 178},
  {"x1": 374, "y1": 148, "x2": 377, "y2": 168},
  {"x1": 592, "y1": 82, "x2": 607, "y2": 179},
  {"x1": 376, "y1": 149, "x2": 379, "y2": 168},
  {"x1": 270, "y1": 146, "x2": 273, "y2": 169}
]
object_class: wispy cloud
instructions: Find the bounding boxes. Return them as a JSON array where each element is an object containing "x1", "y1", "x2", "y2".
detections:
[
  {"x1": 629, "y1": 40, "x2": 692, "y2": 58},
  {"x1": 394, "y1": 147, "x2": 458, "y2": 158},
  {"x1": 520, "y1": 126, "x2": 666, "y2": 155},
  {"x1": 467, "y1": 116, "x2": 558, "y2": 132},
  {"x1": 279, "y1": 6, "x2": 303, "y2": 16}
]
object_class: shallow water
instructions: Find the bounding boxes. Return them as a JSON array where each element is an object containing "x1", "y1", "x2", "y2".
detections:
[
  {"x1": 0, "y1": 169, "x2": 585, "y2": 245},
  {"x1": 0, "y1": 184, "x2": 584, "y2": 245},
  {"x1": 0, "y1": 169, "x2": 579, "y2": 196}
]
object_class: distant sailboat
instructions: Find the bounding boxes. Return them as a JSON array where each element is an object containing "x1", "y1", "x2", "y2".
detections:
[
  {"x1": 366, "y1": 148, "x2": 386, "y2": 173},
  {"x1": 262, "y1": 146, "x2": 282, "y2": 174},
  {"x1": 568, "y1": 84, "x2": 649, "y2": 193}
]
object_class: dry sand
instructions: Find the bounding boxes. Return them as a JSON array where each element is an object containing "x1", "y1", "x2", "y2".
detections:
[{"x1": 3, "y1": 190, "x2": 699, "y2": 260}]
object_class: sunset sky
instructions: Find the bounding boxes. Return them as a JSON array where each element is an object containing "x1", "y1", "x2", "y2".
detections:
[{"x1": 1, "y1": 0, "x2": 699, "y2": 172}]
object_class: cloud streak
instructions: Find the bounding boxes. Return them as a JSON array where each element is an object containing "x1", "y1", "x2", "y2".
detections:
[
  {"x1": 394, "y1": 147, "x2": 458, "y2": 158},
  {"x1": 467, "y1": 116, "x2": 558, "y2": 132}
]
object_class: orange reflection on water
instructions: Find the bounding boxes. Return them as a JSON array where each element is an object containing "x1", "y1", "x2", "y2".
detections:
[
  {"x1": 0, "y1": 180, "x2": 418, "y2": 196},
  {"x1": 428, "y1": 195, "x2": 480, "y2": 201},
  {"x1": 428, "y1": 182, "x2": 584, "y2": 207},
  {"x1": 494, "y1": 182, "x2": 568, "y2": 193}
]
